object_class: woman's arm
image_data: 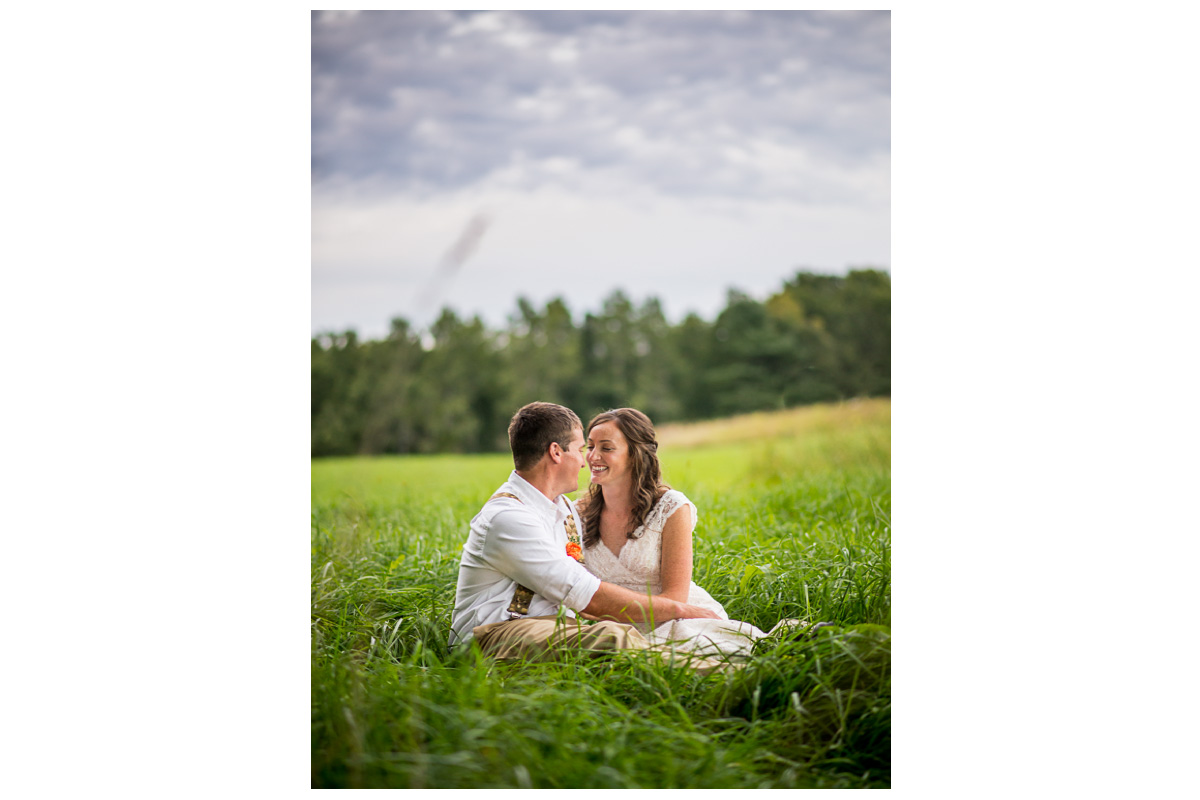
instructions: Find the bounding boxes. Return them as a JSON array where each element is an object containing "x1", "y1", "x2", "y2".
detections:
[
  {"x1": 658, "y1": 502, "x2": 695, "y2": 603},
  {"x1": 582, "y1": 581, "x2": 717, "y2": 624}
]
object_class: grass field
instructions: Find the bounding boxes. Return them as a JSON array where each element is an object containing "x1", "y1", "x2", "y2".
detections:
[{"x1": 312, "y1": 398, "x2": 891, "y2": 788}]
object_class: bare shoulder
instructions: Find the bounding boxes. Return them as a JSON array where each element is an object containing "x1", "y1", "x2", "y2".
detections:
[{"x1": 659, "y1": 489, "x2": 696, "y2": 532}]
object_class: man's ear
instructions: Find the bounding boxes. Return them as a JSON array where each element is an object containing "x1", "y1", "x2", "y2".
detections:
[{"x1": 547, "y1": 441, "x2": 563, "y2": 464}]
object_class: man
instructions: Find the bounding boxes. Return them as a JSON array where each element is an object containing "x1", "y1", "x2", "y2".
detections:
[{"x1": 450, "y1": 401, "x2": 719, "y2": 659}]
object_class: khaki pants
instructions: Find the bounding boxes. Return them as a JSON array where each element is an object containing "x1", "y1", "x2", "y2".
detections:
[
  {"x1": 471, "y1": 615, "x2": 736, "y2": 674},
  {"x1": 472, "y1": 615, "x2": 649, "y2": 661}
]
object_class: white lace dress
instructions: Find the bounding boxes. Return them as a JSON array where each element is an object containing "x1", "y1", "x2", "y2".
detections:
[{"x1": 583, "y1": 489, "x2": 770, "y2": 658}]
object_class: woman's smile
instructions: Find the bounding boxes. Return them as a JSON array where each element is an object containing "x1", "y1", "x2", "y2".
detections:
[{"x1": 586, "y1": 420, "x2": 628, "y2": 484}]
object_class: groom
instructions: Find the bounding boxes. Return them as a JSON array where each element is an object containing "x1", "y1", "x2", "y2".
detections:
[{"x1": 449, "y1": 401, "x2": 719, "y2": 659}]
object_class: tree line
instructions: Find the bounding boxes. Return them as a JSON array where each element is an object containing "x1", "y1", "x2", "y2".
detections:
[{"x1": 312, "y1": 269, "x2": 890, "y2": 456}]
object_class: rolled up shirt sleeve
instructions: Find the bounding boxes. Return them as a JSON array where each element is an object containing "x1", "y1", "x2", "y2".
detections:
[{"x1": 484, "y1": 508, "x2": 601, "y2": 613}]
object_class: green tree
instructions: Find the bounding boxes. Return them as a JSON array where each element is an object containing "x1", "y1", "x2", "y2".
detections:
[
  {"x1": 310, "y1": 269, "x2": 890, "y2": 456},
  {"x1": 577, "y1": 291, "x2": 637, "y2": 419},
  {"x1": 502, "y1": 297, "x2": 582, "y2": 418},
  {"x1": 311, "y1": 330, "x2": 368, "y2": 457},
  {"x1": 356, "y1": 318, "x2": 425, "y2": 454},
  {"x1": 669, "y1": 312, "x2": 715, "y2": 420},
  {"x1": 773, "y1": 269, "x2": 891, "y2": 397},
  {"x1": 704, "y1": 289, "x2": 843, "y2": 416},
  {"x1": 409, "y1": 309, "x2": 509, "y2": 453}
]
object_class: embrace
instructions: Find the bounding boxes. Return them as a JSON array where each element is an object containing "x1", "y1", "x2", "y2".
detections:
[{"x1": 450, "y1": 401, "x2": 803, "y2": 664}]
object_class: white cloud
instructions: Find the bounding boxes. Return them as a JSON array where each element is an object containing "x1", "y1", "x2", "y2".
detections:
[
  {"x1": 449, "y1": 11, "x2": 507, "y2": 37},
  {"x1": 548, "y1": 40, "x2": 580, "y2": 64},
  {"x1": 613, "y1": 126, "x2": 646, "y2": 149},
  {"x1": 312, "y1": 10, "x2": 890, "y2": 336}
]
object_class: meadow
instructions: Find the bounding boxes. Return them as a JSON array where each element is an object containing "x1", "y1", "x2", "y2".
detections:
[{"x1": 311, "y1": 398, "x2": 891, "y2": 788}]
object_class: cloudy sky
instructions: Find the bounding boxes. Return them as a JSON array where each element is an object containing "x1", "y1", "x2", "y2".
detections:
[{"x1": 312, "y1": 10, "x2": 890, "y2": 338}]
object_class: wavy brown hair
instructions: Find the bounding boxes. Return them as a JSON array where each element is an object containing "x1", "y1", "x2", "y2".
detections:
[{"x1": 579, "y1": 408, "x2": 669, "y2": 549}]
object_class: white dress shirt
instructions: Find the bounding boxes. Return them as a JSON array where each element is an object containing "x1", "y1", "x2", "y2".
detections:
[{"x1": 449, "y1": 472, "x2": 601, "y2": 648}]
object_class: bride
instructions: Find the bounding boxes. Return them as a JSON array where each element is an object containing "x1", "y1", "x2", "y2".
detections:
[{"x1": 577, "y1": 408, "x2": 787, "y2": 658}]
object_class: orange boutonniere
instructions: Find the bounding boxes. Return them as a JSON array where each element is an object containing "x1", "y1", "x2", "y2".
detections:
[{"x1": 565, "y1": 542, "x2": 583, "y2": 562}]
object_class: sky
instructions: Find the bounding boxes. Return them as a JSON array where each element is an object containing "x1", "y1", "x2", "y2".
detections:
[{"x1": 312, "y1": 10, "x2": 890, "y2": 338}]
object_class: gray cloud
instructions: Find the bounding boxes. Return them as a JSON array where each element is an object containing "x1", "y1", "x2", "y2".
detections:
[{"x1": 311, "y1": 10, "x2": 889, "y2": 201}]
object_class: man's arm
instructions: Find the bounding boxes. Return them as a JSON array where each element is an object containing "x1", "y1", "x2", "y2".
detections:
[
  {"x1": 483, "y1": 508, "x2": 603, "y2": 613},
  {"x1": 483, "y1": 507, "x2": 717, "y2": 625},
  {"x1": 581, "y1": 581, "x2": 720, "y2": 626}
]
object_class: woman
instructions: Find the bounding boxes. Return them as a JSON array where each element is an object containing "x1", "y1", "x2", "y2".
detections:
[{"x1": 578, "y1": 408, "x2": 788, "y2": 658}]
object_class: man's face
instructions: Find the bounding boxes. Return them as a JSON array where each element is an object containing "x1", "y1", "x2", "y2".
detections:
[{"x1": 559, "y1": 428, "x2": 588, "y2": 495}]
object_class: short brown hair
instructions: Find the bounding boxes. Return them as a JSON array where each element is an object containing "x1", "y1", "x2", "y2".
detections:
[{"x1": 508, "y1": 402, "x2": 583, "y2": 471}]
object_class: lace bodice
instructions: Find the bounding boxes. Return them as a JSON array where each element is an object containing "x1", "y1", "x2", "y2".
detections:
[
  {"x1": 584, "y1": 488, "x2": 743, "y2": 646},
  {"x1": 583, "y1": 489, "x2": 697, "y2": 595}
]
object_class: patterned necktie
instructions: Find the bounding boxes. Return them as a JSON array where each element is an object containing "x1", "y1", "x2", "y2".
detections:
[{"x1": 490, "y1": 492, "x2": 584, "y2": 618}]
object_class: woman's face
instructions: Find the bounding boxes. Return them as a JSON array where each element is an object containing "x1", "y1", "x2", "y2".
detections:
[{"x1": 587, "y1": 420, "x2": 632, "y2": 488}]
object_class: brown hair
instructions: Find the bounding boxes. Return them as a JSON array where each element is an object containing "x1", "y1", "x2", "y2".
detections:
[
  {"x1": 579, "y1": 408, "x2": 669, "y2": 549},
  {"x1": 508, "y1": 402, "x2": 583, "y2": 471}
]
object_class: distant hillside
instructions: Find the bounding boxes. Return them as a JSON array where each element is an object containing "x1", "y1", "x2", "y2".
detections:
[{"x1": 655, "y1": 398, "x2": 890, "y2": 450}]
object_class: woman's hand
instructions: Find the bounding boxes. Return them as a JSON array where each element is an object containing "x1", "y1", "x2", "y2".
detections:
[{"x1": 670, "y1": 601, "x2": 720, "y2": 620}]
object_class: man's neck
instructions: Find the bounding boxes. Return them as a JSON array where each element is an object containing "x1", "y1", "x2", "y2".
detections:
[{"x1": 514, "y1": 468, "x2": 561, "y2": 503}]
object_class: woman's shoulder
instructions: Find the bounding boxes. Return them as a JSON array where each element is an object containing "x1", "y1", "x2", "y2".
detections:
[
  {"x1": 657, "y1": 488, "x2": 693, "y2": 509},
  {"x1": 662, "y1": 484, "x2": 691, "y2": 503},
  {"x1": 646, "y1": 488, "x2": 696, "y2": 530}
]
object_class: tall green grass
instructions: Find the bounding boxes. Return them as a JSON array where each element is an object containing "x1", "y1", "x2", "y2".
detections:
[{"x1": 312, "y1": 401, "x2": 890, "y2": 788}]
